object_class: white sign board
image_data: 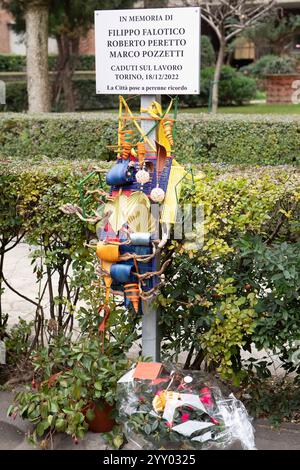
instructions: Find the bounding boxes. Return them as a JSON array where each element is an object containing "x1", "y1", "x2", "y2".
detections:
[{"x1": 95, "y1": 7, "x2": 201, "y2": 95}]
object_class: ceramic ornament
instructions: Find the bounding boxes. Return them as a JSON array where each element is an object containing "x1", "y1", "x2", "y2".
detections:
[
  {"x1": 136, "y1": 169, "x2": 150, "y2": 184},
  {"x1": 121, "y1": 129, "x2": 133, "y2": 159},
  {"x1": 137, "y1": 141, "x2": 146, "y2": 167},
  {"x1": 163, "y1": 120, "x2": 174, "y2": 147},
  {"x1": 124, "y1": 283, "x2": 140, "y2": 313},
  {"x1": 150, "y1": 187, "x2": 165, "y2": 203},
  {"x1": 122, "y1": 142, "x2": 131, "y2": 160}
]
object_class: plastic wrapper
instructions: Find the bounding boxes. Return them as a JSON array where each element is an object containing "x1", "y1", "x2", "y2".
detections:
[{"x1": 117, "y1": 364, "x2": 256, "y2": 450}]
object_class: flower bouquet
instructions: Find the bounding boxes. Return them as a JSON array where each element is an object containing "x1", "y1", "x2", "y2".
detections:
[{"x1": 117, "y1": 364, "x2": 256, "y2": 450}]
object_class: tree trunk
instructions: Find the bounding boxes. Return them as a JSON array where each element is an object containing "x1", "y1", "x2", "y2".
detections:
[
  {"x1": 53, "y1": 34, "x2": 79, "y2": 112},
  {"x1": 211, "y1": 38, "x2": 225, "y2": 114},
  {"x1": 25, "y1": 1, "x2": 50, "y2": 113},
  {"x1": 0, "y1": 243, "x2": 5, "y2": 330}
]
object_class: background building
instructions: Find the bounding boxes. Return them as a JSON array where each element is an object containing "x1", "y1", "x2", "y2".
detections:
[{"x1": 0, "y1": 8, "x2": 94, "y2": 55}]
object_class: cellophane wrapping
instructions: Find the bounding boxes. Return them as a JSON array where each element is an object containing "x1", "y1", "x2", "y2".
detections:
[{"x1": 116, "y1": 364, "x2": 256, "y2": 450}]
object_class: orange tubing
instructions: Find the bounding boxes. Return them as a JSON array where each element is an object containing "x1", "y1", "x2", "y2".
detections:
[{"x1": 124, "y1": 283, "x2": 140, "y2": 313}]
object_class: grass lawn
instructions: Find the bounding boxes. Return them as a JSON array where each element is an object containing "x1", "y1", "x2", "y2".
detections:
[{"x1": 179, "y1": 103, "x2": 300, "y2": 115}]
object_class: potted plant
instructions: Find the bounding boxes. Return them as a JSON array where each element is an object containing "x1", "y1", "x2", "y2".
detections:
[{"x1": 7, "y1": 335, "x2": 130, "y2": 447}]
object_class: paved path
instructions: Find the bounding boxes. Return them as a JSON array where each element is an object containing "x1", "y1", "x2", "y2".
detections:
[
  {"x1": 3, "y1": 243, "x2": 38, "y2": 326},
  {"x1": 3, "y1": 243, "x2": 59, "y2": 327},
  {"x1": 1, "y1": 391, "x2": 299, "y2": 450}
]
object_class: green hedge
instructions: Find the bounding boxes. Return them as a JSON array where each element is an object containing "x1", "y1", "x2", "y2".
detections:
[
  {"x1": 0, "y1": 54, "x2": 95, "y2": 72},
  {"x1": 1, "y1": 70, "x2": 256, "y2": 112},
  {"x1": 0, "y1": 113, "x2": 299, "y2": 165},
  {"x1": 3, "y1": 81, "x2": 28, "y2": 112},
  {"x1": 0, "y1": 54, "x2": 26, "y2": 72},
  {"x1": 242, "y1": 54, "x2": 296, "y2": 78},
  {"x1": 181, "y1": 66, "x2": 257, "y2": 107},
  {"x1": 1, "y1": 80, "x2": 123, "y2": 112}
]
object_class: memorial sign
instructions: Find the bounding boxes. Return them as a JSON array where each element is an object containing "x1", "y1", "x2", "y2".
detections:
[{"x1": 95, "y1": 7, "x2": 201, "y2": 95}]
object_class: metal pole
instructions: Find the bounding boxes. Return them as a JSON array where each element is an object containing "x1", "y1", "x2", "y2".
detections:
[{"x1": 141, "y1": 94, "x2": 161, "y2": 361}]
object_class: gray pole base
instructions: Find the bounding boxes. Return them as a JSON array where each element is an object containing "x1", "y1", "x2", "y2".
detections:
[
  {"x1": 142, "y1": 300, "x2": 161, "y2": 362},
  {"x1": 141, "y1": 94, "x2": 161, "y2": 362}
]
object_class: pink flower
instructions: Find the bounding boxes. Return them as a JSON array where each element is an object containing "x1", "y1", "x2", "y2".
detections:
[
  {"x1": 139, "y1": 396, "x2": 145, "y2": 402},
  {"x1": 199, "y1": 387, "x2": 213, "y2": 406},
  {"x1": 201, "y1": 395, "x2": 213, "y2": 406},
  {"x1": 166, "y1": 421, "x2": 173, "y2": 428},
  {"x1": 181, "y1": 413, "x2": 190, "y2": 423}
]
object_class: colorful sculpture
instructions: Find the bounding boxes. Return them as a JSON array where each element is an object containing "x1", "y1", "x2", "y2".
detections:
[{"x1": 61, "y1": 96, "x2": 186, "y2": 339}]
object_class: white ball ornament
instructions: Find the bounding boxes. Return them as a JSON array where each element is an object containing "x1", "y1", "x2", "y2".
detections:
[
  {"x1": 150, "y1": 187, "x2": 165, "y2": 203},
  {"x1": 136, "y1": 169, "x2": 150, "y2": 184},
  {"x1": 183, "y1": 375, "x2": 193, "y2": 384}
]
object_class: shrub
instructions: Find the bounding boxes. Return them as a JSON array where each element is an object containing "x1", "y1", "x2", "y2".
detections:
[
  {"x1": 0, "y1": 66, "x2": 256, "y2": 112},
  {"x1": 1, "y1": 80, "x2": 120, "y2": 113},
  {"x1": 0, "y1": 54, "x2": 26, "y2": 72},
  {"x1": 5, "y1": 319, "x2": 34, "y2": 366},
  {"x1": 0, "y1": 113, "x2": 299, "y2": 165},
  {"x1": 201, "y1": 66, "x2": 257, "y2": 105},
  {"x1": 172, "y1": 66, "x2": 257, "y2": 108},
  {"x1": 2, "y1": 81, "x2": 28, "y2": 112},
  {"x1": 201, "y1": 35, "x2": 216, "y2": 68},
  {"x1": 72, "y1": 79, "x2": 119, "y2": 111},
  {"x1": 1, "y1": 79, "x2": 135, "y2": 112},
  {"x1": 73, "y1": 55, "x2": 95, "y2": 71},
  {"x1": 242, "y1": 376, "x2": 300, "y2": 426},
  {"x1": 242, "y1": 54, "x2": 296, "y2": 78},
  {"x1": 159, "y1": 166, "x2": 300, "y2": 383},
  {"x1": 8, "y1": 335, "x2": 131, "y2": 446},
  {"x1": 0, "y1": 54, "x2": 96, "y2": 72},
  {"x1": 0, "y1": 160, "x2": 103, "y2": 349}
]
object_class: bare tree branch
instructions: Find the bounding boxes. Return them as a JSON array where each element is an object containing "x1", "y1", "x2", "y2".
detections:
[
  {"x1": 185, "y1": 0, "x2": 276, "y2": 40},
  {"x1": 184, "y1": 0, "x2": 277, "y2": 113},
  {"x1": 225, "y1": 3, "x2": 276, "y2": 41},
  {"x1": 201, "y1": 12, "x2": 222, "y2": 40}
]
